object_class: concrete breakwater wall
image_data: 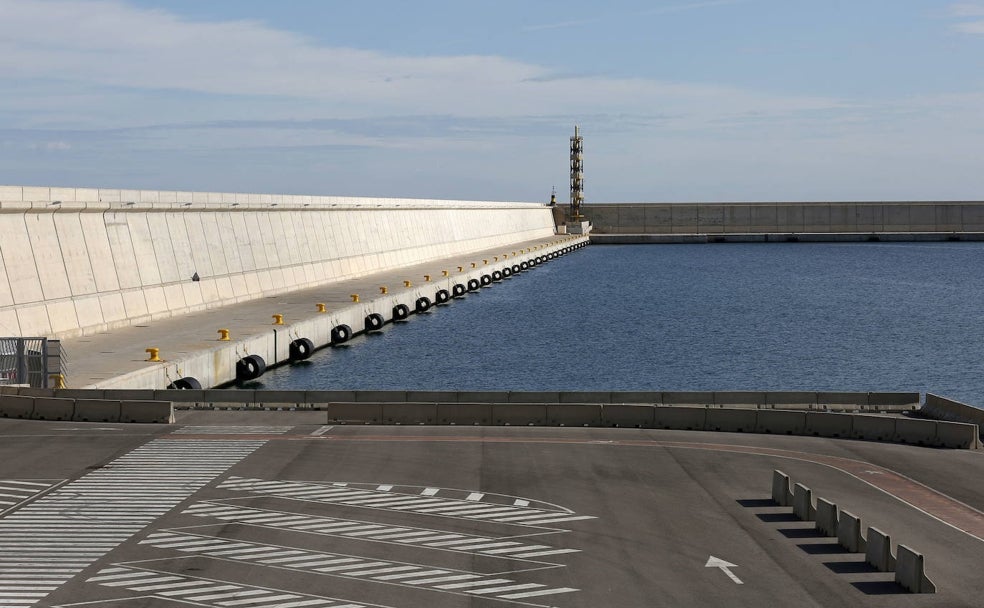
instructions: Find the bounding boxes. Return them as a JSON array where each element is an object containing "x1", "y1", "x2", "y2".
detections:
[
  {"x1": 578, "y1": 201, "x2": 984, "y2": 235},
  {"x1": 0, "y1": 185, "x2": 557, "y2": 339}
]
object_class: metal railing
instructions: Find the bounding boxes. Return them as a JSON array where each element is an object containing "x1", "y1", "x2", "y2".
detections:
[{"x1": 0, "y1": 338, "x2": 63, "y2": 388}]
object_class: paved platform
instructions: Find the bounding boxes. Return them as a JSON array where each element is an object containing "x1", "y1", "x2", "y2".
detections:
[
  {"x1": 1, "y1": 416, "x2": 982, "y2": 607},
  {"x1": 59, "y1": 235, "x2": 569, "y2": 388}
]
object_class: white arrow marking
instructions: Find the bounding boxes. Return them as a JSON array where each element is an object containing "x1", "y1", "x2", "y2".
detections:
[{"x1": 705, "y1": 556, "x2": 743, "y2": 584}]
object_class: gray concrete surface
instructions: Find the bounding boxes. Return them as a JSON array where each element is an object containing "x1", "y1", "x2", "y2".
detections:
[{"x1": 2, "y1": 415, "x2": 983, "y2": 607}]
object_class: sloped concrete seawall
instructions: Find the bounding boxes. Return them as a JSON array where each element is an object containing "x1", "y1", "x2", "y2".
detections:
[
  {"x1": 578, "y1": 201, "x2": 984, "y2": 235},
  {"x1": 0, "y1": 185, "x2": 557, "y2": 339}
]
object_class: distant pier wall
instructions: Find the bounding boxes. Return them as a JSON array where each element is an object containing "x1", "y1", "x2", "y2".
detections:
[
  {"x1": 0, "y1": 185, "x2": 555, "y2": 339},
  {"x1": 578, "y1": 201, "x2": 984, "y2": 236}
]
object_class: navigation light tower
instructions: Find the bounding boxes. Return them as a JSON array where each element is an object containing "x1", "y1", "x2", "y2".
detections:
[{"x1": 570, "y1": 125, "x2": 584, "y2": 222}]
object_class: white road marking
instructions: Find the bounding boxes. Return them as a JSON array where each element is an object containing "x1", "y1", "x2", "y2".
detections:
[
  {"x1": 218, "y1": 477, "x2": 594, "y2": 528},
  {"x1": 705, "y1": 555, "x2": 743, "y2": 585},
  {"x1": 0, "y1": 440, "x2": 264, "y2": 608},
  {"x1": 309, "y1": 426, "x2": 334, "y2": 437},
  {"x1": 173, "y1": 426, "x2": 292, "y2": 435},
  {"x1": 182, "y1": 500, "x2": 581, "y2": 560}
]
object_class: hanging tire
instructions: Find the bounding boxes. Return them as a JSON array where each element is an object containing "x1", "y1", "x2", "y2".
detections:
[
  {"x1": 511, "y1": 264, "x2": 521, "y2": 273},
  {"x1": 167, "y1": 376, "x2": 202, "y2": 390},
  {"x1": 236, "y1": 354, "x2": 266, "y2": 381},
  {"x1": 289, "y1": 338, "x2": 314, "y2": 361},
  {"x1": 480, "y1": 274, "x2": 493, "y2": 286},
  {"x1": 491, "y1": 270, "x2": 503, "y2": 281},
  {"x1": 393, "y1": 303, "x2": 410, "y2": 320},
  {"x1": 331, "y1": 324, "x2": 353, "y2": 344},
  {"x1": 435, "y1": 289, "x2": 450, "y2": 304},
  {"x1": 364, "y1": 312, "x2": 385, "y2": 332},
  {"x1": 467, "y1": 279, "x2": 480, "y2": 291},
  {"x1": 520, "y1": 261, "x2": 529, "y2": 270},
  {"x1": 415, "y1": 296, "x2": 432, "y2": 312},
  {"x1": 452, "y1": 284, "x2": 466, "y2": 297},
  {"x1": 501, "y1": 267, "x2": 512, "y2": 278}
]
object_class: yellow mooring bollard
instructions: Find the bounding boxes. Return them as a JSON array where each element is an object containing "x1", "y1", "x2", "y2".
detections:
[
  {"x1": 442, "y1": 270, "x2": 449, "y2": 277},
  {"x1": 316, "y1": 303, "x2": 327, "y2": 313},
  {"x1": 50, "y1": 374, "x2": 66, "y2": 389},
  {"x1": 380, "y1": 286, "x2": 388, "y2": 294},
  {"x1": 424, "y1": 275, "x2": 431, "y2": 282},
  {"x1": 404, "y1": 280, "x2": 412, "y2": 287},
  {"x1": 351, "y1": 294, "x2": 360, "y2": 303},
  {"x1": 145, "y1": 347, "x2": 161, "y2": 362},
  {"x1": 217, "y1": 328, "x2": 230, "y2": 341},
  {"x1": 272, "y1": 314, "x2": 284, "y2": 325},
  {"x1": 457, "y1": 266, "x2": 464, "y2": 272}
]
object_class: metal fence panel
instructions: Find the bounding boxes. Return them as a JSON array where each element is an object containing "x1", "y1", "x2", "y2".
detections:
[{"x1": 0, "y1": 338, "x2": 50, "y2": 388}]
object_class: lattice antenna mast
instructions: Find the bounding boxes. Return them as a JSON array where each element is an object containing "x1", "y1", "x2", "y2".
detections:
[{"x1": 569, "y1": 125, "x2": 584, "y2": 221}]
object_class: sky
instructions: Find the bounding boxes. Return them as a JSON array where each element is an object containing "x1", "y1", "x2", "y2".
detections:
[{"x1": 1, "y1": 0, "x2": 983, "y2": 202}]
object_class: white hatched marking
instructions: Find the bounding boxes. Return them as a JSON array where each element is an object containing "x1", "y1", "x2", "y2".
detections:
[
  {"x1": 0, "y1": 481, "x2": 57, "y2": 512},
  {"x1": 182, "y1": 501, "x2": 580, "y2": 559},
  {"x1": 217, "y1": 477, "x2": 594, "y2": 528},
  {"x1": 172, "y1": 426, "x2": 292, "y2": 435},
  {"x1": 0, "y1": 439, "x2": 263, "y2": 608},
  {"x1": 137, "y1": 532, "x2": 578, "y2": 600},
  {"x1": 466, "y1": 492, "x2": 484, "y2": 501},
  {"x1": 499, "y1": 587, "x2": 579, "y2": 599}
]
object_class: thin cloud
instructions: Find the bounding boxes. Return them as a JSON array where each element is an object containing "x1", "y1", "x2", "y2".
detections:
[
  {"x1": 0, "y1": 0, "x2": 842, "y2": 124},
  {"x1": 947, "y1": 2, "x2": 984, "y2": 33},
  {"x1": 953, "y1": 21, "x2": 984, "y2": 33},
  {"x1": 521, "y1": 18, "x2": 596, "y2": 32},
  {"x1": 948, "y1": 3, "x2": 984, "y2": 16},
  {"x1": 640, "y1": 0, "x2": 747, "y2": 17}
]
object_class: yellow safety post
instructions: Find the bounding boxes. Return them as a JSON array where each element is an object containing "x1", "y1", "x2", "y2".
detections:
[
  {"x1": 50, "y1": 374, "x2": 66, "y2": 389},
  {"x1": 350, "y1": 294, "x2": 360, "y2": 303},
  {"x1": 457, "y1": 266, "x2": 464, "y2": 272},
  {"x1": 483, "y1": 259, "x2": 488, "y2": 265},
  {"x1": 272, "y1": 314, "x2": 284, "y2": 325},
  {"x1": 442, "y1": 270, "x2": 450, "y2": 277},
  {"x1": 494, "y1": 256, "x2": 499, "y2": 262},
  {"x1": 379, "y1": 286, "x2": 388, "y2": 294},
  {"x1": 217, "y1": 329, "x2": 230, "y2": 341},
  {"x1": 471, "y1": 263, "x2": 477, "y2": 268},
  {"x1": 424, "y1": 275, "x2": 431, "y2": 282},
  {"x1": 404, "y1": 280, "x2": 412, "y2": 287},
  {"x1": 145, "y1": 347, "x2": 161, "y2": 362},
  {"x1": 316, "y1": 303, "x2": 327, "y2": 313}
]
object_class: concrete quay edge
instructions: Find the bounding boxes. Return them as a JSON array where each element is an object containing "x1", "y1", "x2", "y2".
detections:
[{"x1": 56, "y1": 236, "x2": 588, "y2": 389}]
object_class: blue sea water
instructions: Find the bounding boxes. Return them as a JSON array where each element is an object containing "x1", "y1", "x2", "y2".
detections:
[{"x1": 254, "y1": 243, "x2": 984, "y2": 407}]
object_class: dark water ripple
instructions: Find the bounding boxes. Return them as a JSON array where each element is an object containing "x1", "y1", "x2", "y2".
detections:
[{"x1": 254, "y1": 243, "x2": 984, "y2": 407}]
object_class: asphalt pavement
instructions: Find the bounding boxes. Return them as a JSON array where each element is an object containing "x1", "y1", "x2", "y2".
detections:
[{"x1": 1, "y1": 416, "x2": 982, "y2": 608}]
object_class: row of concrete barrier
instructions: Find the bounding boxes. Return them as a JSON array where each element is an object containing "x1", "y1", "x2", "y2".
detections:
[
  {"x1": 0, "y1": 393, "x2": 173, "y2": 423},
  {"x1": 771, "y1": 470, "x2": 936, "y2": 593},
  {"x1": 920, "y1": 394, "x2": 984, "y2": 435},
  {"x1": 0, "y1": 388, "x2": 921, "y2": 411},
  {"x1": 0, "y1": 386, "x2": 976, "y2": 447}
]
